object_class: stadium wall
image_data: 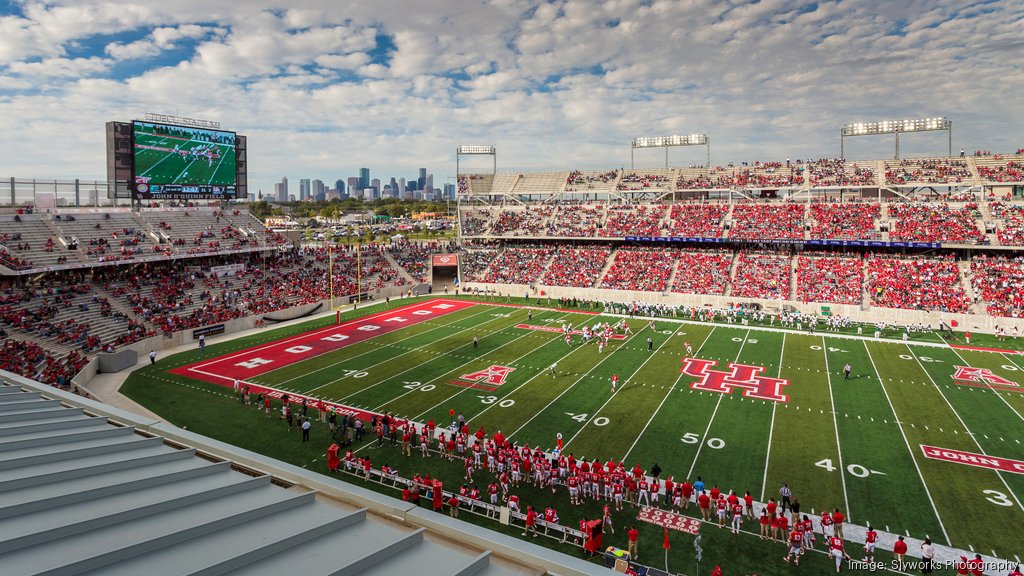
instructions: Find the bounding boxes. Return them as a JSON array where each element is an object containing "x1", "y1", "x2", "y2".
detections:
[{"x1": 461, "y1": 282, "x2": 1024, "y2": 334}]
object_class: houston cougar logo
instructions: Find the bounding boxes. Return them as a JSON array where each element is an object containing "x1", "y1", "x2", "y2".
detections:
[{"x1": 680, "y1": 358, "x2": 790, "y2": 403}]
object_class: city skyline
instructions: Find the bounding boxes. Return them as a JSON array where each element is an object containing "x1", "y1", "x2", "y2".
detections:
[
  {"x1": 260, "y1": 166, "x2": 451, "y2": 203},
  {"x1": 0, "y1": 1, "x2": 1021, "y2": 196}
]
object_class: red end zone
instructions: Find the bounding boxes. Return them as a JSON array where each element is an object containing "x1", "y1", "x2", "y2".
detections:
[{"x1": 170, "y1": 299, "x2": 476, "y2": 387}]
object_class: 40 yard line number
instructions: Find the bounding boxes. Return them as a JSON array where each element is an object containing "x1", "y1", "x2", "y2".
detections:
[{"x1": 815, "y1": 458, "x2": 886, "y2": 478}]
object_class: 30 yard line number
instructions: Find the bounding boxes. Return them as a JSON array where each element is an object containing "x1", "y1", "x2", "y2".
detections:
[{"x1": 478, "y1": 395, "x2": 515, "y2": 407}]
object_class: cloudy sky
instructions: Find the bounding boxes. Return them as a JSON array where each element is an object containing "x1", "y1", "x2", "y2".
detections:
[{"x1": 0, "y1": 0, "x2": 1022, "y2": 194}]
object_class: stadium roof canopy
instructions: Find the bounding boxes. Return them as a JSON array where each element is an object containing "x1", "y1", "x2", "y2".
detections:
[{"x1": 0, "y1": 373, "x2": 608, "y2": 576}]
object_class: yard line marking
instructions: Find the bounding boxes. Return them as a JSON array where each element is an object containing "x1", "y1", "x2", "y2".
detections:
[
  {"x1": 864, "y1": 342, "x2": 951, "y2": 545},
  {"x1": 905, "y1": 345, "x2": 1024, "y2": 513},
  {"x1": 822, "y1": 336, "x2": 851, "y2": 520},
  {"x1": 621, "y1": 327, "x2": 718, "y2": 462},
  {"x1": 301, "y1": 306, "x2": 506, "y2": 392},
  {"x1": 562, "y1": 325, "x2": 684, "y2": 451},
  {"x1": 504, "y1": 329, "x2": 647, "y2": 440},
  {"x1": 686, "y1": 330, "x2": 750, "y2": 480},
  {"x1": 369, "y1": 312, "x2": 575, "y2": 412},
  {"x1": 759, "y1": 332, "x2": 786, "y2": 502}
]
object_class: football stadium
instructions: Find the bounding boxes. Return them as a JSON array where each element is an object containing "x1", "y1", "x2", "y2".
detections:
[{"x1": 2, "y1": 3, "x2": 1024, "y2": 576}]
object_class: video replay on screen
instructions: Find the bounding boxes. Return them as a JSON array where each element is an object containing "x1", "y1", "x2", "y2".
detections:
[{"x1": 132, "y1": 121, "x2": 237, "y2": 199}]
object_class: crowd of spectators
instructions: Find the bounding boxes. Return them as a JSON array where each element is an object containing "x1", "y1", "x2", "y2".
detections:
[
  {"x1": 865, "y1": 255, "x2": 969, "y2": 312},
  {"x1": 795, "y1": 255, "x2": 863, "y2": 305},
  {"x1": 729, "y1": 203, "x2": 806, "y2": 240},
  {"x1": 459, "y1": 249, "x2": 499, "y2": 282},
  {"x1": 808, "y1": 203, "x2": 880, "y2": 240},
  {"x1": 546, "y1": 204, "x2": 605, "y2": 237},
  {"x1": 732, "y1": 163, "x2": 804, "y2": 188},
  {"x1": 598, "y1": 248, "x2": 676, "y2": 292},
  {"x1": 0, "y1": 248, "x2": 33, "y2": 270},
  {"x1": 806, "y1": 160, "x2": 875, "y2": 187},
  {"x1": 970, "y1": 256, "x2": 1024, "y2": 318},
  {"x1": 617, "y1": 173, "x2": 670, "y2": 191},
  {"x1": 490, "y1": 208, "x2": 553, "y2": 236},
  {"x1": 600, "y1": 204, "x2": 666, "y2": 237},
  {"x1": 0, "y1": 339, "x2": 87, "y2": 387},
  {"x1": 885, "y1": 158, "x2": 971, "y2": 184},
  {"x1": 675, "y1": 168, "x2": 734, "y2": 189},
  {"x1": 540, "y1": 247, "x2": 612, "y2": 288},
  {"x1": 665, "y1": 203, "x2": 728, "y2": 237},
  {"x1": 388, "y1": 240, "x2": 438, "y2": 283},
  {"x1": 977, "y1": 161, "x2": 1024, "y2": 182},
  {"x1": 670, "y1": 251, "x2": 732, "y2": 295},
  {"x1": 481, "y1": 248, "x2": 553, "y2": 285},
  {"x1": 888, "y1": 203, "x2": 984, "y2": 243},
  {"x1": 566, "y1": 170, "x2": 618, "y2": 190},
  {"x1": 462, "y1": 209, "x2": 493, "y2": 236},
  {"x1": 730, "y1": 253, "x2": 791, "y2": 299},
  {"x1": 991, "y1": 202, "x2": 1024, "y2": 246}
]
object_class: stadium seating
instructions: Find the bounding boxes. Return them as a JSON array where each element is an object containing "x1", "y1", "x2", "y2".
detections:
[
  {"x1": 991, "y1": 202, "x2": 1024, "y2": 246},
  {"x1": 599, "y1": 248, "x2": 677, "y2": 292},
  {"x1": 617, "y1": 170, "x2": 673, "y2": 192},
  {"x1": 885, "y1": 158, "x2": 972, "y2": 185},
  {"x1": 481, "y1": 248, "x2": 553, "y2": 285},
  {"x1": 600, "y1": 204, "x2": 667, "y2": 237},
  {"x1": 888, "y1": 203, "x2": 984, "y2": 244},
  {"x1": 730, "y1": 253, "x2": 791, "y2": 299},
  {"x1": 970, "y1": 255, "x2": 1024, "y2": 318},
  {"x1": 547, "y1": 204, "x2": 605, "y2": 237},
  {"x1": 675, "y1": 166, "x2": 734, "y2": 189},
  {"x1": 460, "y1": 249, "x2": 499, "y2": 281},
  {"x1": 796, "y1": 255, "x2": 863, "y2": 305},
  {"x1": 806, "y1": 159, "x2": 875, "y2": 187},
  {"x1": 732, "y1": 162, "x2": 804, "y2": 189},
  {"x1": 461, "y1": 208, "x2": 494, "y2": 236},
  {"x1": 670, "y1": 251, "x2": 732, "y2": 295},
  {"x1": 729, "y1": 203, "x2": 805, "y2": 240},
  {"x1": 808, "y1": 203, "x2": 881, "y2": 240},
  {"x1": 975, "y1": 157, "x2": 1024, "y2": 183},
  {"x1": 665, "y1": 203, "x2": 728, "y2": 237},
  {"x1": 490, "y1": 207, "x2": 553, "y2": 237},
  {"x1": 565, "y1": 170, "x2": 619, "y2": 193},
  {"x1": 866, "y1": 255, "x2": 969, "y2": 312},
  {"x1": 540, "y1": 246, "x2": 612, "y2": 288}
]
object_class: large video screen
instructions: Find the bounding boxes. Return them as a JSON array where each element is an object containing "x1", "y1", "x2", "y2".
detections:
[{"x1": 132, "y1": 121, "x2": 237, "y2": 199}]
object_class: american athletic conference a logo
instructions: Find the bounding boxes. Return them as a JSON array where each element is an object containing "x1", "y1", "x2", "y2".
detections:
[
  {"x1": 448, "y1": 365, "x2": 516, "y2": 392},
  {"x1": 680, "y1": 358, "x2": 791, "y2": 403},
  {"x1": 952, "y1": 366, "x2": 1019, "y2": 390}
]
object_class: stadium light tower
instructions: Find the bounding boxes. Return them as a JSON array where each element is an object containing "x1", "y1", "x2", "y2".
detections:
[
  {"x1": 840, "y1": 117, "x2": 951, "y2": 160},
  {"x1": 455, "y1": 145, "x2": 496, "y2": 182},
  {"x1": 631, "y1": 134, "x2": 710, "y2": 169}
]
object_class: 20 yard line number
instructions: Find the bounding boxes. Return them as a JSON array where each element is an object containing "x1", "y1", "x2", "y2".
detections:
[{"x1": 815, "y1": 458, "x2": 886, "y2": 478}]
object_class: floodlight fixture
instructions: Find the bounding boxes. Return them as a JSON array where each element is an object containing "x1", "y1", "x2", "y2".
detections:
[
  {"x1": 455, "y1": 144, "x2": 497, "y2": 199},
  {"x1": 840, "y1": 116, "x2": 951, "y2": 159},
  {"x1": 630, "y1": 134, "x2": 710, "y2": 168},
  {"x1": 456, "y1": 145, "x2": 496, "y2": 155}
]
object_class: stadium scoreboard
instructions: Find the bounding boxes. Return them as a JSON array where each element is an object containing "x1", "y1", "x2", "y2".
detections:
[{"x1": 106, "y1": 118, "x2": 248, "y2": 201}]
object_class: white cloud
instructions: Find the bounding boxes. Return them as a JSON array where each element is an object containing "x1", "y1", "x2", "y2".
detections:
[{"x1": 0, "y1": 0, "x2": 1020, "y2": 192}]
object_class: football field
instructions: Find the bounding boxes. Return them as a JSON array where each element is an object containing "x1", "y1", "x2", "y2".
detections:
[
  {"x1": 168, "y1": 298, "x2": 1024, "y2": 562},
  {"x1": 133, "y1": 126, "x2": 236, "y2": 186}
]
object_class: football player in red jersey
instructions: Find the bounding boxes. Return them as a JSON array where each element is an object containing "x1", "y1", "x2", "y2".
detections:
[
  {"x1": 862, "y1": 524, "x2": 878, "y2": 563},
  {"x1": 783, "y1": 527, "x2": 804, "y2": 565},
  {"x1": 829, "y1": 536, "x2": 850, "y2": 573}
]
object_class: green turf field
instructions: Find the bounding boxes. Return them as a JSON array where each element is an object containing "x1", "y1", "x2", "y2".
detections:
[
  {"x1": 125, "y1": 298, "x2": 1024, "y2": 575},
  {"x1": 133, "y1": 123, "x2": 236, "y2": 186}
]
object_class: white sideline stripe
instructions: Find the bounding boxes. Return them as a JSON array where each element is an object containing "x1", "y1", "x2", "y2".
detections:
[
  {"x1": 302, "y1": 306, "x2": 504, "y2": 394},
  {"x1": 905, "y1": 345, "x2": 1024, "y2": 514},
  {"x1": 822, "y1": 335, "x2": 851, "y2": 520},
  {"x1": 686, "y1": 329, "x2": 750, "y2": 480},
  {"x1": 505, "y1": 330, "x2": 647, "y2": 440},
  {"x1": 562, "y1": 325, "x2": 682, "y2": 451},
  {"x1": 596, "y1": 311, "x2": 1022, "y2": 354},
  {"x1": 190, "y1": 299, "x2": 441, "y2": 370},
  {"x1": 759, "y1": 332, "x2": 786, "y2": 502},
  {"x1": 864, "y1": 341, "x2": 951, "y2": 545},
  {"x1": 618, "y1": 325, "x2": 716, "y2": 459},
  {"x1": 620, "y1": 326, "x2": 718, "y2": 463}
]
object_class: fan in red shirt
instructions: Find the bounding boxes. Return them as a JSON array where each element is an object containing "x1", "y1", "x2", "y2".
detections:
[
  {"x1": 759, "y1": 509, "x2": 771, "y2": 540},
  {"x1": 893, "y1": 535, "x2": 908, "y2": 568},
  {"x1": 698, "y1": 491, "x2": 712, "y2": 521},
  {"x1": 680, "y1": 480, "x2": 693, "y2": 510},
  {"x1": 627, "y1": 525, "x2": 639, "y2": 559},
  {"x1": 448, "y1": 494, "x2": 460, "y2": 518},
  {"x1": 968, "y1": 554, "x2": 984, "y2": 576}
]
